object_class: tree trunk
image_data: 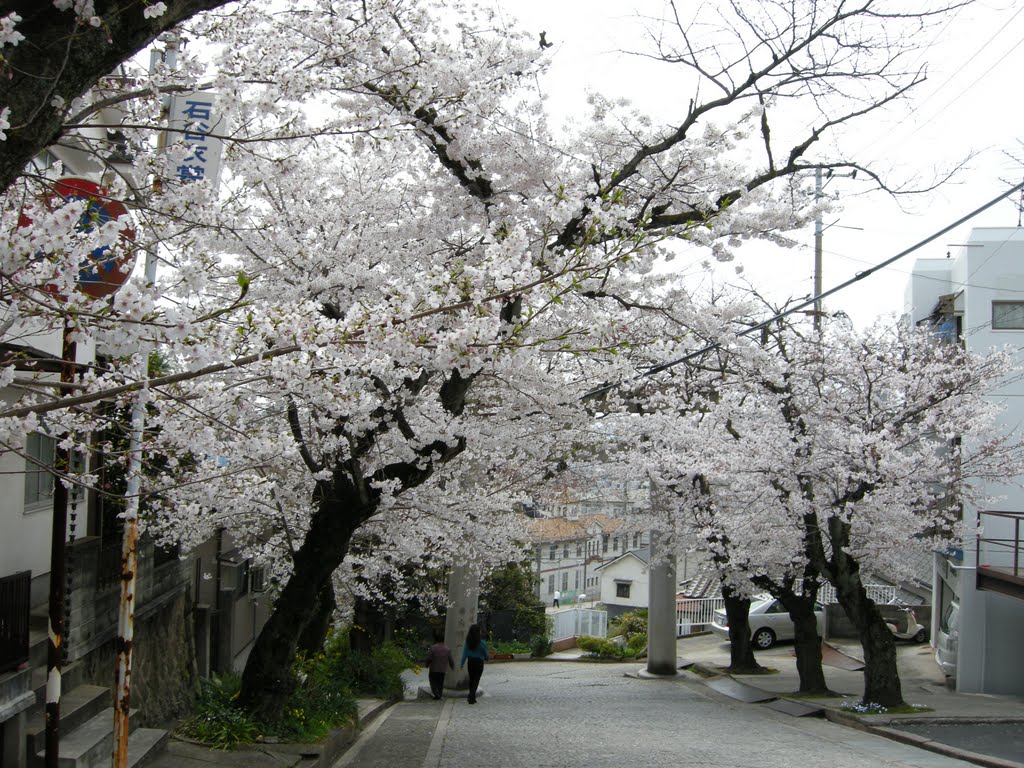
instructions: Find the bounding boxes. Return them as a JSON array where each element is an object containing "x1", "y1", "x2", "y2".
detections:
[
  {"x1": 832, "y1": 568, "x2": 904, "y2": 707},
  {"x1": 722, "y1": 588, "x2": 763, "y2": 673},
  {"x1": 296, "y1": 580, "x2": 336, "y2": 657},
  {"x1": 777, "y1": 591, "x2": 829, "y2": 695},
  {"x1": 349, "y1": 595, "x2": 374, "y2": 654},
  {"x1": 236, "y1": 481, "x2": 363, "y2": 722}
]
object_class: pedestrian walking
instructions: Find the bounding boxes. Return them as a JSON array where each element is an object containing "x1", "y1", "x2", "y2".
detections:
[
  {"x1": 425, "y1": 630, "x2": 455, "y2": 700},
  {"x1": 552, "y1": 589, "x2": 560, "y2": 608},
  {"x1": 460, "y1": 623, "x2": 488, "y2": 704}
]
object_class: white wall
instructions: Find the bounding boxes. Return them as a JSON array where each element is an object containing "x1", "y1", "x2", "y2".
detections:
[
  {"x1": 598, "y1": 555, "x2": 649, "y2": 609},
  {"x1": 0, "y1": 386, "x2": 55, "y2": 592}
]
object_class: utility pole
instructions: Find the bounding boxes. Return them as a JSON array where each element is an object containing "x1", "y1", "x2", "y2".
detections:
[
  {"x1": 812, "y1": 167, "x2": 857, "y2": 331},
  {"x1": 813, "y1": 167, "x2": 824, "y2": 332}
]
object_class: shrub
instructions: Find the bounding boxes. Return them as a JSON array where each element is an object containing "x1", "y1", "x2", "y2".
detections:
[
  {"x1": 576, "y1": 635, "x2": 643, "y2": 660},
  {"x1": 176, "y1": 675, "x2": 260, "y2": 750},
  {"x1": 177, "y1": 627, "x2": 411, "y2": 748},
  {"x1": 490, "y1": 639, "x2": 532, "y2": 654},
  {"x1": 610, "y1": 611, "x2": 648, "y2": 643},
  {"x1": 529, "y1": 635, "x2": 552, "y2": 658}
]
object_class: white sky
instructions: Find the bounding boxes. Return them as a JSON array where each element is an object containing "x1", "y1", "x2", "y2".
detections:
[{"x1": 501, "y1": 0, "x2": 1024, "y2": 325}]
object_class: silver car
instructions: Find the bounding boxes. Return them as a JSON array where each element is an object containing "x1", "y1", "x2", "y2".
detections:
[{"x1": 710, "y1": 596, "x2": 826, "y2": 649}]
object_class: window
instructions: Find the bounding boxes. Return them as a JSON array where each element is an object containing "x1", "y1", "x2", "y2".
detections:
[
  {"x1": 549, "y1": 545, "x2": 557, "y2": 561},
  {"x1": 561, "y1": 572, "x2": 569, "y2": 591},
  {"x1": 24, "y1": 433, "x2": 56, "y2": 508},
  {"x1": 613, "y1": 536, "x2": 619, "y2": 552},
  {"x1": 616, "y1": 582, "x2": 631, "y2": 599},
  {"x1": 632, "y1": 533, "x2": 639, "y2": 549},
  {"x1": 574, "y1": 570, "x2": 579, "y2": 589},
  {"x1": 602, "y1": 535, "x2": 609, "y2": 553},
  {"x1": 563, "y1": 545, "x2": 569, "y2": 558},
  {"x1": 992, "y1": 301, "x2": 1024, "y2": 329},
  {"x1": 575, "y1": 543, "x2": 582, "y2": 557},
  {"x1": 548, "y1": 574, "x2": 555, "y2": 593}
]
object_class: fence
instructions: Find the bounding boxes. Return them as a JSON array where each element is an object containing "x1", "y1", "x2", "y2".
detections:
[
  {"x1": 675, "y1": 584, "x2": 899, "y2": 637},
  {"x1": 550, "y1": 607, "x2": 608, "y2": 640},
  {"x1": 0, "y1": 570, "x2": 31, "y2": 674}
]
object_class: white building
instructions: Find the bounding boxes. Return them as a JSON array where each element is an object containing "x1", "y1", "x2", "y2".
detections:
[
  {"x1": 527, "y1": 515, "x2": 649, "y2": 606},
  {"x1": 905, "y1": 227, "x2": 1024, "y2": 695},
  {"x1": 595, "y1": 547, "x2": 650, "y2": 620}
]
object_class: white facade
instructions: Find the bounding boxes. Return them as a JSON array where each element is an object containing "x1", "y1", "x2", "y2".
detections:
[
  {"x1": 905, "y1": 227, "x2": 1024, "y2": 695},
  {"x1": 596, "y1": 549, "x2": 650, "y2": 618}
]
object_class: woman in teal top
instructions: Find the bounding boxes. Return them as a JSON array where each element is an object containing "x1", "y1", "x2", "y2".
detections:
[{"x1": 459, "y1": 624, "x2": 488, "y2": 704}]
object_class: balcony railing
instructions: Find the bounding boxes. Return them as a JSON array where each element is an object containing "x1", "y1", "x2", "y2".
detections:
[
  {"x1": 0, "y1": 570, "x2": 31, "y2": 674},
  {"x1": 978, "y1": 510, "x2": 1024, "y2": 577},
  {"x1": 977, "y1": 511, "x2": 1024, "y2": 597}
]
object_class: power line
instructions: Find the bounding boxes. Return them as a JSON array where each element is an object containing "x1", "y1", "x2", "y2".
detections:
[{"x1": 582, "y1": 180, "x2": 1024, "y2": 400}]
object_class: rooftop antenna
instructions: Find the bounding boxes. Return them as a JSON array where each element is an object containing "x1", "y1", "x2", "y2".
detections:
[{"x1": 1018, "y1": 179, "x2": 1023, "y2": 227}]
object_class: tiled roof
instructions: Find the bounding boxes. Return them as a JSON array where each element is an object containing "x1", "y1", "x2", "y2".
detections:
[{"x1": 526, "y1": 517, "x2": 588, "y2": 543}]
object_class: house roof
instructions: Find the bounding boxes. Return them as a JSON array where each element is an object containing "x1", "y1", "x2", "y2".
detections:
[
  {"x1": 525, "y1": 513, "x2": 632, "y2": 543},
  {"x1": 526, "y1": 517, "x2": 587, "y2": 544},
  {"x1": 595, "y1": 547, "x2": 650, "y2": 571}
]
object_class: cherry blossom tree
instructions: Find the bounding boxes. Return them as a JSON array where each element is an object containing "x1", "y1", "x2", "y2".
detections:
[
  {"x1": 629, "y1": 317, "x2": 1020, "y2": 707},
  {"x1": 0, "y1": 0, "x2": 974, "y2": 721}
]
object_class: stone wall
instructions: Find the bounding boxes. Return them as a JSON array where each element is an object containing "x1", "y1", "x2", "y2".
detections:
[{"x1": 78, "y1": 586, "x2": 198, "y2": 726}]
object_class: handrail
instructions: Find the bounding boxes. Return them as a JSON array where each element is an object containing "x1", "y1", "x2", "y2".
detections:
[{"x1": 977, "y1": 510, "x2": 1024, "y2": 579}]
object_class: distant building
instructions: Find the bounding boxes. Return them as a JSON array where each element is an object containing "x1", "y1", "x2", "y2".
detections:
[
  {"x1": 526, "y1": 514, "x2": 649, "y2": 606},
  {"x1": 905, "y1": 227, "x2": 1024, "y2": 695}
]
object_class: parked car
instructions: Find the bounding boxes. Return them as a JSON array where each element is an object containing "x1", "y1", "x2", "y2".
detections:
[
  {"x1": 710, "y1": 596, "x2": 826, "y2": 649},
  {"x1": 935, "y1": 600, "x2": 959, "y2": 678}
]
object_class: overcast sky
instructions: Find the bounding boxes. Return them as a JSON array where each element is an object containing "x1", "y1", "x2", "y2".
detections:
[{"x1": 501, "y1": 0, "x2": 1024, "y2": 326}]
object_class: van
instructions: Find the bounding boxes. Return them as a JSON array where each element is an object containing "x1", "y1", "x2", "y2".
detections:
[{"x1": 935, "y1": 600, "x2": 959, "y2": 678}]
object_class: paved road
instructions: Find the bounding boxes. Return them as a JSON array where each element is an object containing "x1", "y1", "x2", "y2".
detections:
[{"x1": 337, "y1": 662, "x2": 984, "y2": 768}]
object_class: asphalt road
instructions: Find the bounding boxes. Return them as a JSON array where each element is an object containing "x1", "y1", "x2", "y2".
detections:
[{"x1": 340, "y1": 661, "x2": 985, "y2": 768}]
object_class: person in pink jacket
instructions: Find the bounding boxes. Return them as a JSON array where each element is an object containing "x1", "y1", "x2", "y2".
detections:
[{"x1": 425, "y1": 630, "x2": 455, "y2": 700}]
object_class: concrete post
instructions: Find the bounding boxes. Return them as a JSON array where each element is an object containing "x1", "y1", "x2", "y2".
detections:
[
  {"x1": 646, "y1": 532, "x2": 677, "y2": 676},
  {"x1": 443, "y1": 564, "x2": 480, "y2": 692}
]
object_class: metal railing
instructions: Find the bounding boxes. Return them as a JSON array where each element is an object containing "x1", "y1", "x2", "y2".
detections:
[
  {"x1": 551, "y1": 607, "x2": 608, "y2": 640},
  {"x1": 675, "y1": 583, "x2": 899, "y2": 637},
  {"x1": 0, "y1": 570, "x2": 31, "y2": 674},
  {"x1": 977, "y1": 510, "x2": 1024, "y2": 578}
]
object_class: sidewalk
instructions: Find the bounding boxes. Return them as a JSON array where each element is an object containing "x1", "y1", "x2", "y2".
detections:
[{"x1": 675, "y1": 633, "x2": 1024, "y2": 767}]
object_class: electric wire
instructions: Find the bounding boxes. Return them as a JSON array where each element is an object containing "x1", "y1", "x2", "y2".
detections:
[{"x1": 581, "y1": 180, "x2": 1024, "y2": 400}]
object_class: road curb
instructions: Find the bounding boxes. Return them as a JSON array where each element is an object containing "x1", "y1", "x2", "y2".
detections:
[{"x1": 823, "y1": 709, "x2": 1024, "y2": 768}]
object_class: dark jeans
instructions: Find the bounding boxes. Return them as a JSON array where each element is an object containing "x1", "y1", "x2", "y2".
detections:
[
  {"x1": 428, "y1": 671, "x2": 446, "y2": 698},
  {"x1": 467, "y1": 658, "x2": 484, "y2": 702}
]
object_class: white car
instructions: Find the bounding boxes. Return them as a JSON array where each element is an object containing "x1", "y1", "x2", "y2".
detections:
[{"x1": 710, "y1": 596, "x2": 826, "y2": 649}]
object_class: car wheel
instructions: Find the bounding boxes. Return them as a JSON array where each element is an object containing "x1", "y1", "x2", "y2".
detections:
[
  {"x1": 752, "y1": 628, "x2": 776, "y2": 649},
  {"x1": 913, "y1": 628, "x2": 927, "y2": 643}
]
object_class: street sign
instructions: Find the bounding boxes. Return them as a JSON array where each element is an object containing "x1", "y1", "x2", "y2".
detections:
[{"x1": 19, "y1": 177, "x2": 137, "y2": 299}]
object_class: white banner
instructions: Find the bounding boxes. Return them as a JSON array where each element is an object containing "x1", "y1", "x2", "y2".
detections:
[{"x1": 167, "y1": 92, "x2": 225, "y2": 189}]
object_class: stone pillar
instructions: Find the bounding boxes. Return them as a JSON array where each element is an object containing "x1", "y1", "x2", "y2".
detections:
[
  {"x1": 646, "y1": 532, "x2": 678, "y2": 676},
  {"x1": 444, "y1": 564, "x2": 480, "y2": 692}
]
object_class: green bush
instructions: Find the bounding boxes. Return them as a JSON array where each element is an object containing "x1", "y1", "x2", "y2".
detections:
[
  {"x1": 490, "y1": 639, "x2": 532, "y2": 654},
  {"x1": 176, "y1": 675, "x2": 260, "y2": 750},
  {"x1": 529, "y1": 635, "x2": 552, "y2": 658},
  {"x1": 178, "y1": 628, "x2": 411, "y2": 749},
  {"x1": 610, "y1": 611, "x2": 648, "y2": 643},
  {"x1": 320, "y1": 633, "x2": 409, "y2": 701},
  {"x1": 577, "y1": 635, "x2": 643, "y2": 660}
]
